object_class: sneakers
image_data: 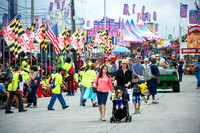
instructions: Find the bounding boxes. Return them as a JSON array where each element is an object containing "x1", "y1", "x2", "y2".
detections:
[
  {"x1": 152, "y1": 101, "x2": 159, "y2": 104},
  {"x1": 48, "y1": 108, "x2": 55, "y2": 110},
  {"x1": 92, "y1": 103, "x2": 98, "y2": 107},
  {"x1": 196, "y1": 87, "x2": 200, "y2": 89},
  {"x1": 134, "y1": 110, "x2": 137, "y2": 114},
  {"x1": 72, "y1": 93, "x2": 75, "y2": 96},
  {"x1": 66, "y1": 93, "x2": 72, "y2": 96},
  {"x1": 137, "y1": 109, "x2": 141, "y2": 113},
  {"x1": 82, "y1": 99, "x2": 87, "y2": 105},
  {"x1": 19, "y1": 109, "x2": 27, "y2": 112},
  {"x1": 5, "y1": 110, "x2": 13, "y2": 114},
  {"x1": 63, "y1": 105, "x2": 69, "y2": 109}
]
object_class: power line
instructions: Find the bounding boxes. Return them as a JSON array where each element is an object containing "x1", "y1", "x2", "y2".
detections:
[{"x1": 7, "y1": 0, "x2": 31, "y2": 9}]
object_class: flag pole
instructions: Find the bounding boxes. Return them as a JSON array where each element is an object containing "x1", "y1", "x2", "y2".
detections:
[
  {"x1": 57, "y1": 54, "x2": 58, "y2": 69},
  {"x1": 15, "y1": 58, "x2": 16, "y2": 67},
  {"x1": 41, "y1": 45, "x2": 43, "y2": 79},
  {"x1": 31, "y1": 51, "x2": 32, "y2": 66},
  {"x1": 36, "y1": 53, "x2": 38, "y2": 66},
  {"x1": 46, "y1": 52, "x2": 47, "y2": 75},
  {"x1": 49, "y1": 43, "x2": 51, "y2": 74},
  {"x1": 3, "y1": 40, "x2": 5, "y2": 69},
  {"x1": 9, "y1": 49, "x2": 11, "y2": 68}
]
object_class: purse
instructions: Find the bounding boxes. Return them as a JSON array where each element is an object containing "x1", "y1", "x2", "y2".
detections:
[
  {"x1": 31, "y1": 77, "x2": 41, "y2": 88},
  {"x1": 92, "y1": 76, "x2": 99, "y2": 93}
]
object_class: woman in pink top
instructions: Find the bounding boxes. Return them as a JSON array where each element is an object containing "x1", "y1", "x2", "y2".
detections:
[{"x1": 93, "y1": 65, "x2": 113, "y2": 121}]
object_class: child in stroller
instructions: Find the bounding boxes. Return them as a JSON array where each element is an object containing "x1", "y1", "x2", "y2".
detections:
[{"x1": 110, "y1": 86, "x2": 132, "y2": 123}]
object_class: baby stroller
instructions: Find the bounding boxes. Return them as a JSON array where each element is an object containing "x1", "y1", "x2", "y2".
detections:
[{"x1": 110, "y1": 86, "x2": 132, "y2": 123}]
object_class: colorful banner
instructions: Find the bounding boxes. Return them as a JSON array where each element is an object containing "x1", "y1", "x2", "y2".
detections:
[
  {"x1": 142, "y1": 6, "x2": 145, "y2": 21},
  {"x1": 132, "y1": 4, "x2": 135, "y2": 14},
  {"x1": 153, "y1": 11, "x2": 157, "y2": 21},
  {"x1": 197, "y1": 6, "x2": 200, "y2": 24},
  {"x1": 187, "y1": 26, "x2": 200, "y2": 48},
  {"x1": 55, "y1": 0, "x2": 60, "y2": 9},
  {"x1": 62, "y1": 0, "x2": 65, "y2": 11},
  {"x1": 123, "y1": 4, "x2": 130, "y2": 15},
  {"x1": 2, "y1": 13, "x2": 8, "y2": 27},
  {"x1": 35, "y1": 16, "x2": 39, "y2": 29},
  {"x1": 42, "y1": 18, "x2": 46, "y2": 24},
  {"x1": 49, "y1": 2, "x2": 53, "y2": 12},
  {"x1": 149, "y1": 14, "x2": 151, "y2": 22},
  {"x1": 180, "y1": 3, "x2": 188, "y2": 18},
  {"x1": 189, "y1": 10, "x2": 197, "y2": 24},
  {"x1": 86, "y1": 20, "x2": 90, "y2": 27},
  {"x1": 64, "y1": 8, "x2": 69, "y2": 17},
  {"x1": 137, "y1": 13, "x2": 140, "y2": 22},
  {"x1": 46, "y1": 20, "x2": 50, "y2": 30},
  {"x1": 155, "y1": 23, "x2": 158, "y2": 32}
]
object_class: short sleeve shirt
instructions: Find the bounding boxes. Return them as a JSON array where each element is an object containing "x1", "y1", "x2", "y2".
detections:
[
  {"x1": 0, "y1": 83, "x2": 6, "y2": 94},
  {"x1": 132, "y1": 63, "x2": 144, "y2": 76}
]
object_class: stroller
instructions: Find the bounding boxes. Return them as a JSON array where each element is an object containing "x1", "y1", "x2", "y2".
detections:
[{"x1": 110, "y1": 86, "x2": 132, "y2": 123}]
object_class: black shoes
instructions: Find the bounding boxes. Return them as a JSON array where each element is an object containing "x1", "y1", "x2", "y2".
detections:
[
  {"x1": 92, "y1": 103, "x2": 98, "y2": 107},
  {"x1": 5, "y1": 111, "x2": 13, "y2": 114},
  {"x1": 48, "y1": 108, "x2": 55, "y2": 110},
  {"x1": 82, "y1": 99, "x2": 87, "y2": 105},
  {"x1": 63, "y1": 105, "x2": 69, "y2": 109},
  {"x1": 19, "y1": 109, "x2": 27, "y2": 112}
]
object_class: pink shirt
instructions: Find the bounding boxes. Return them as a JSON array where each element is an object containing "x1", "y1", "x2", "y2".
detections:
[{"x1": 93, "y1": 74, "x2": 113, "y2": 92}]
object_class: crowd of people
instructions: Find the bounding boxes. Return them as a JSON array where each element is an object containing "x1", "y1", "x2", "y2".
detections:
[{"x1": 0, "y1": 52, "x2": 191, "y2": 121}]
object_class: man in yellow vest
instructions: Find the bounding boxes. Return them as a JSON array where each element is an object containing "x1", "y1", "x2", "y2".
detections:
[
  {"x1": 22, "y1": 56, "x2": 30, "y2": 73},
  {"x1": 5, "y1": 67, "x2": 27, "y2": 113},
  {"x1": 47, "y1": 67, "x2": 69, "y2": 110}
]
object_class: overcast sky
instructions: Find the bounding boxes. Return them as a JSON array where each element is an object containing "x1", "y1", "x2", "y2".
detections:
[{"x1": 0, "y1": 0, "x2": 197, "y2": 38}]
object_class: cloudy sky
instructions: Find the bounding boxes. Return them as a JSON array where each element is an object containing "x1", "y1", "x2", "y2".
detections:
[{"x1": 0, "y1": 0, "x2": 197, "y2": 38}]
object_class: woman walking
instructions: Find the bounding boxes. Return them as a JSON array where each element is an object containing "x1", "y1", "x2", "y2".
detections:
[
  {"x1": 82, "y1": 63, "x2": 98, "y2": 107},
  {"x1": 29, "y1": 66, "x2": 39, "y2": 108},
  {"x1": 93, "y1": 65, "x2": 113, "y2": 121}
]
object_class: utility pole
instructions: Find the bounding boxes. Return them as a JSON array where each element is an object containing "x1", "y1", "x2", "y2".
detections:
[
  {"x1": 104, "y1": 0, "x2": 106, "y2": 31},
  {"x1": 31, "y1": 0, "x2": 34, "y2": 23},
  {"x1": 71, "y1": 0, "x2": 76, "y2": 62},
  {"x1": 71, "y1": 0, "x2": 75, "y2": 33}
]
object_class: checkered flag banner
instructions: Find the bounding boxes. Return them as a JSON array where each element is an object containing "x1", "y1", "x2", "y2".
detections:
[
  {"x1": 1, "y1": 18, "x2": 24, "y2": 58},
  {"x1": 26, "y1": 18, "x2": 39, "y2": 31}
]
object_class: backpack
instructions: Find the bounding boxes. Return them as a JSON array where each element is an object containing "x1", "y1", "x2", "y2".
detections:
[
  {"x1": 50, "y1": 77, "x2": 56, "y2": 89},
  {"x1": 143, "y1": 64, "x2": 155, "y2": 81},
  {"x1": 194, "y1": 64, "x2": 199, "y2": 72},
  {"x1": 68, "y1": 63, "x2": 75, "y2": 75}
]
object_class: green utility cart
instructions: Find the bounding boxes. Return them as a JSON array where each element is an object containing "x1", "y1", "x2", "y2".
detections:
[{"x1": 158, "y1": 69, "x2": 180, "y2": 92}]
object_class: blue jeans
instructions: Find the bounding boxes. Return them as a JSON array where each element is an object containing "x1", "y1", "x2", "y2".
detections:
[
  {"x1": 31, "y1": 87, "x2": 37, "y2": 106},
  {"x1": 179, "y1": 72, "x2": 183, "y2": 82},
  {"x1": 80, "y1": 86, "x2": 87, "y2": 105},
  {"x1": 195, "y1": 73, "x2": 200, "y2": 87},
  {"x1": 48, "y1": 93, "x2": 67, "y2": 109}
]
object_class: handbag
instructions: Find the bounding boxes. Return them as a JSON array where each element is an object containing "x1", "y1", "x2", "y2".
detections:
[
  {"x1": 92, "y1": 76, "x2": 99, "y2": 93},
  {"x1": 31, "y1": 77, "x2": 40, "y2": 88}
]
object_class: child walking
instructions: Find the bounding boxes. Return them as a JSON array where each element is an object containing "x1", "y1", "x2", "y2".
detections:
[
  {"x1": 132, "y1": 76, "x2": 143, "y2": 114},
  {"x1": 47, "y1": 67, "x2": 69, "y2": 110}
]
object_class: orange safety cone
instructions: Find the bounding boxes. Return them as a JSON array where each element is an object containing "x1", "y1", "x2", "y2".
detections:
[{"x1": 36, "y1": 80, "x2": 43, "y2": 98}]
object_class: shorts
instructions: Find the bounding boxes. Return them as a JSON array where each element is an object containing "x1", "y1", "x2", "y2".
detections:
[
  {"x1": 132, "y1": 94, "x2": 141, "y2": 104},
  {"x1": 97, "y1": 91, "x2": 108, "y2": 105},
  {"x1": 148, "y1": 87, "x2": 157, "y2": 95},
  {"x1": 27, "y1": 96, "x2": 33, "y2": 103},
  {"x1": 116, "y1": 101, "x2": 123, "y2": 107}
]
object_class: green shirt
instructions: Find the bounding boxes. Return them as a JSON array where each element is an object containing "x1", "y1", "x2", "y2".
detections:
[
  {"x1": 107, "y1": 63, "x2": 112, "y2": 73},
  {"x1": 52, "y1": 73, "x2": 63, "y2": 94},
  {"x1": 74, "y1": 73, "x2": 78, "y2": 82},
  {"x1": 58, "y1": 56, "x2": 64, "y2": 68},
  {"x1": 83, "y1": 62, "x2": 91, "y2": 67},
  {"x1": 7, "y1": 72, "x2": 19, "y2": 91},
  {"x1": 63, "y1": 62, "x2": 75, "y2": 77},
  {"x1": 83, "y1": 70, "x2": 96, "y2": 87},
  {"x1": 20, "y1": 71, "x2": 29, "y2": 80}
]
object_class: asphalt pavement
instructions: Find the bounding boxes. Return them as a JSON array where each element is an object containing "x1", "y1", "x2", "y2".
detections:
[{"x1": 0, "y1": 75, "x2": 200, "y2": 133}]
